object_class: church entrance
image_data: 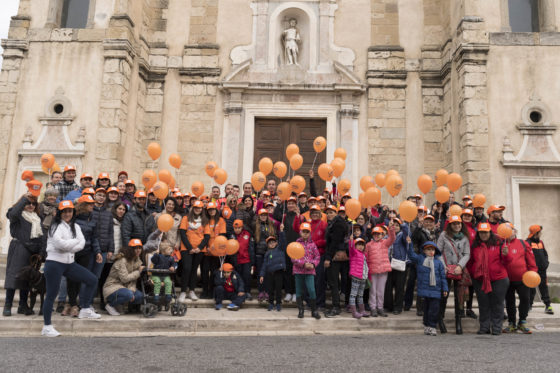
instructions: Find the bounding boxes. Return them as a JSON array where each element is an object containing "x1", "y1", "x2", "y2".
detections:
[{"x1": 254, "y1": 118, "x2": 327, "y2": 192}]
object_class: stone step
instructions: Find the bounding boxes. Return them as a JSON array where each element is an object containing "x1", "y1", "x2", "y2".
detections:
[{"x1": 1, "y1": 308, "x2": 558, "y2": 337}]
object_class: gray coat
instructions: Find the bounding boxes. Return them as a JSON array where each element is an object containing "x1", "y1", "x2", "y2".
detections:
[{"x1": 436, "y1": 231, "x2": 470, "y2": 269}]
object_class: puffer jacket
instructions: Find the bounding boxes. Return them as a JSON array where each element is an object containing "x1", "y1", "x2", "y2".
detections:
[
  {"x1": 236, "y1": 205, "x2": 255, "y2": 235},
  {"x1": 254, "y1": 222, "x2": 275, "y2": 256},
  {"x1": 75, "y1": 213, "x2": 101, "y2": 258},
  {"x1": 390, "y1": 223, "x2": 410, "y2": 262},
  {"x1": 121, "y1": 206, "x2": 149, "y2": 244},
  {"x1": 412, "y1": 226, "x2": 438, "y2": 254},
  {"x1": 293, "y1": 216, "x2": 327, "y2": 255},
  {"x1": 348, "y1": 239, "x2": 367, "y2": 279},
  {"x1": 292, "y1": 237, "x2": 320, "y2": 275},
  {"x1": 214, "y1": 269, "x2": 244, "y2": 293},
  {"x1": 365, "y1": 226, "x2": 396, "y2": 274},
  {"x1": 407, "y1": 241, "x2": 448, "y2": 299},
  {"x1": 436, "y1": 231, "x2": 470, "y2": 269},
  {"x1": 325, "y1": 215, "x2": 348, "y2": 261},
  {"x1": 503, "y1": 238, "x2": 538, "y2": 282},
  {"x1": 102, "y1": 254, "x2": 142, "y2": 298},
  {"x1": 46, "y1": 221, "x2": 85, "y2": 264},
  {"x1": 260, "y1": 232, "x2": 287, "y2": 276},
  {"x1": 92, "y1": 205, "x2": 115, "y2": 254}
]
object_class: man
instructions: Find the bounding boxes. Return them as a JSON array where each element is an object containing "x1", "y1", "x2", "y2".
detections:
[
  {"x1": 55, "y1": 165, "x2": 79, "y2": 200},
  {"x1": 297, "y1": 192, "x2": 308, "y2": 214},
  {"x1": 473, "y1": 205, "x2": 487, "y2": 225},
  {"x1": 47, "y1": 171, "x2": 62, "y2": 189},
  {"x1": 242, "y1": 182, "x2": 254, "y2": 197},
  {"x1": 64, "y1": 173, "x2": 94, "y2": 203},
  {"x1": 232, "y1": 185, "x2": 240, "y2": 199},
  {"x1": 224, "y1": 184, "x2": 234, "y2": 196},
  {"x1": 281, "y1": 18, "x2": 301, "y2": 65},
  {"x1": 487, "y1": 205, "x2": 506, "y2": 233},
  {"x1": 324, "y1": 205, "x2": 349, "y2": 317},
  {"x1": 266, "y1": 179, "x2": 276, "y2": 196},
  {"x1": 91, "y1": 188, "x2": 114, "y2": 307},
  {"x1": 122, "y1": 190, "x2": 149, "y2": 244},
  {"x1": 117, "y1": 171, "x2": 128, "y2": 184},
  {"x1": 526, "y1": 225, "x2": 554, "y2": 315},
  {"x1": 211, "y1": 186, "x2": 221, "y2": 203}
]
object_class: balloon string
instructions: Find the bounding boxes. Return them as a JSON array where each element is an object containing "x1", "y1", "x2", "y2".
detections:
[{"x1": 311, "y1": 153, "x2": 318, "y2": 171}]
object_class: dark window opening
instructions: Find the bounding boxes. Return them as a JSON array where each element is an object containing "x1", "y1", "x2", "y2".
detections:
[
  {"x1": 54, "y1": 104, "x2": 64, "y2": 114},
  {"x1": 529, "y1": 110, "x2": 542, "y2": 123},
  {"x1": 509, "y1": 0, "x2": 539, "y2": 32},
  {"x1": 61, "y1": 0, "x2": 90, "y2": 29}
]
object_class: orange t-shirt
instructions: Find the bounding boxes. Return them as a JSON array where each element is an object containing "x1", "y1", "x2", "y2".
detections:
[
  {"x1": 206, "y1": 217, "x2": 226, "y2": 254},
  {"x1": 179, "y1": 216, "x2": 210, "y2": 251}
]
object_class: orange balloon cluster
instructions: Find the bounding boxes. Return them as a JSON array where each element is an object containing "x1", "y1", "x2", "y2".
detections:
[
  {"x1": 158, "y1": 169, "x2": 172, "y2": 184},
  {"x1": 286, "y1": 144, "x2": 299, "y2": 160},
  {"x1": 191, "y1": 181, "x2": 204, "y2": 197},
  {"x1": 205, "y1": 161, "x2": 218, "y2": 177},
  {"x1": 211, "y1": 236, "x2": 228, "y2": 257}
]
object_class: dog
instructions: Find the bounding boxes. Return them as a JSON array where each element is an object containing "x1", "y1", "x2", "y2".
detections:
[{"x1": 16, "y1": 254, "x2": 46, "y2": 315}]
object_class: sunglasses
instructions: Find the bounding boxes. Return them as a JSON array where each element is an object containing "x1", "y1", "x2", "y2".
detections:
[{"x1": 28, "y1": 202, "x2": 37, "y2": 207}]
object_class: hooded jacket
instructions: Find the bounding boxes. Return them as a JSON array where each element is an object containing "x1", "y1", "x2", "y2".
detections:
[
  {"x1": 293, "y1": 216, "x2": 327, "y2": 255},
  {"x1": 260, "y1": 232, "x2": 287, "y2": 276},
  {"x1": 46, "y1": 221, "x2": 86, "y2": 264},
  {"x1": 348, "y1": 239, "x2": 367, "y2": 279},
  {"x1": 92, "y1": 205, "x2": 115, "y2": 254},
  {"x1": 365, "y1": 226, "x2": 396, "y2": 274},
  {"x1": 292, "y1": 237, "x2": 320, "y2": 275},
  {"x1": 214, "y1": 269, "x2": 245, "y2": 293},
  {"x1": 122, "y1": 205, "x2": 149, "y2": 244},
  {"x1": 407, "y1": 241, "x2": 448, "y2": 299},
  {"x1": 467, "y1": 240, "x2": 511, "y2": 293}
]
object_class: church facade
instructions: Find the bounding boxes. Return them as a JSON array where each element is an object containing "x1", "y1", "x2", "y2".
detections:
[{"x1": 0, "y1": 0, "x2": 559, "y2": 260}]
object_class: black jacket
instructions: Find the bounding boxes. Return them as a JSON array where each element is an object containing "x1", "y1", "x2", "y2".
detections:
[
  {"x1": 92, "y1": 205, "x2": 114, "y2": 253},
  {"x1": 214, "y1": 269, "x2": 245, "y2": 293},
  {"x1": 411, "y1": 226, "x2": 438, "y2": 254},
  {"x1": 325, "y1": 215, "x2": 348, "y2": 261},
  {"x1": 526, "y1": 237, "x2": 549, "y2": 271},
  {"x1": 151, "y1": 253, "x2": 175, "y2": 270},
  {"x1": 121, "y1": 206, "x2": 149, "y2": 244},
  {"x1": 75, "y1": 213, "x2": 101, "y2": 257}
]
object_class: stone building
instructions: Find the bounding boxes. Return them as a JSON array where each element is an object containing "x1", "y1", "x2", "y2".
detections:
[{"x1": 0, "y1": 0, "x2": 559, "y2": 261}]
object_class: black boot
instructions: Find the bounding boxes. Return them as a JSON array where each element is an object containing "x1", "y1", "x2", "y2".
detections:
[
  {"x1": 3, "y1": 304, "x2": 12, "y2": 317},
  {"x1": 438, "y1": 320, "x2": 447, "y2": 334},
  {"x1": 296, "y1": 297, "x2": 304, "y2": 318},
  {"x1": 455, "y1": 315, "x2": 463, "y2": 335},
  {"x1": 310, "y1": 299, "x2": 321, "y2": 320},
  {"x1": 18, "y1": 305, "x2": 34, "y2": 316},
  {"x1": 438, "y1": 299, "x2": 447, "y2": 333}
]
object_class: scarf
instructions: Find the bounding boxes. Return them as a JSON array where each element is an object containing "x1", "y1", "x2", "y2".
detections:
[
  {"x1": 423, "y1": 256, "x2": 436, "y2": 286},
  {"x1": 189, "y1": 217, "x2": 201, "y2": 230},
  {"x1": 21, "y1": 211, "x2": 42, "y2": 239},
  {"x1": 476, "y1": 243, "x2": 492, "y2": 293},
  {"x1": 453, "y1": 232, "x2": 465, "y2": 240}
]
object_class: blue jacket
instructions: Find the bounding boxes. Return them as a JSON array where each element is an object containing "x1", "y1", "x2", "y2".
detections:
[
  {"x1": 75, "y1": 212, "x2": 101, "y2": 257},
  {"x1": 390, "y1": 223, "x2": 411, "y2": 262},
  {"x1": 260, "y1": 232, "x2": 287, "y2": 276},
  {"x1": 64, "y1": 188, "x2": 84, "y2": 204},
  {"x1": 408, "y1": 241, "x2": 448, "y2": 299},
  {"x1": 151, "y1": 253, "x2": 175, "y2": 270},
  {"x1": 214, "y1": 269, "x2": 245, "y2": 293}
]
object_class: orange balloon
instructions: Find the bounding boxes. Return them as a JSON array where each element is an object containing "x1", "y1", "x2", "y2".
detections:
[
  {"x1": 152, "y1": 181, "x2": 169, "y2": 200},
  {"x1": 191, "y1": 181, "x2": 204, "y2": 197},
  {"x1": 212, "y1": 236, "x2": 228, "y2": 257},
  {"x1": 52, "y1": 163, "x2": 61, "y2": 172},
  {"x1": 258, "y1": 157, "x2": 273, "y2": 176},
  {"x1": 277, "y1": 182, "x2": 292, "y2": 201},
  {"x1": 447, "y1": 173, "x2": 463, "y2": 192},
  {"x1": 435, "y1": 186, "x2": 450, "y2": 204},
  {"x1": 497, "y1": 223, "x2": 513, "y2": 240},
  {"x1": 399, "y1": 201, "x2": 418, "y2": 223},
  {"x1": 435, "y1": 169, "x2": 448, "y2": 187},
  {"x1": 287, "y1": 242, "x2": 305, "y2": 260},
  {"x1": 286, "y1": 144, "x2": 299, "y2": 160},
  {"x1": 289, "y1": 154, "x2": 303, "y2": 171},
  {"x1": 522, "y1": 271, "x2": 541, "y2": 288},
  {"x1": 290, "y1": 175, "x2": 306, "y2": 194},
  {"x1": 386, "y1": 175, "x2": 403, "y2": 197},
  {"x1": 358, "y1": 192, "x2": 366, "y2": 207},
  {"x1": 344, "y1": 198, "x2": 362, "y2": 220},
  {"x1": 473, "y1": 194, "x2": 486, "y2": 208},
  {"x1": 364, "y1": 187, "x2": 381, "y2": 207},
  {"x1": 41, "y1": 153, "x2": 55, "y2": 169},
  {"x1": 213, "y1": 168, "x2": 228, "y2": 185},
  {"x1": 417, "y1": 174, "x2": 433, "y2": 195},
  {"x1": 157, "y1": 213, "x2": 174, "y2": 232},
  {"x1": 449, "y1": 204, "x2": 463, "y2": 217},
  {"x1": 318, "y1": 163, "x2": 334, "y2": 182},
  {"x1": 205, "y1": 161, "x2": 218, "y2": 177},
  {"x1": 226, "y1": 239, "x2": 240, "y2": 256},
  {"x1": 360, "y1": 176, "x2": 375, "y2": 192},
  {"x1": 331, "y1": 158, "x2": 345, "y2": 178},
  {"x1": 313, "y1": 136, "x2": 327, "y2": 153},
  {"x1": 168, "y1": 176, "x2": 176, "y2": 189},
  {"x1": 251, "y1": 172, "x2": 266, "y2": 192},
  {"x1": 338, "y1": 179, "x2": 351, "y2": 195},
  {"x1": 273, "y1": 161, "x2": 287, "y2": 178},
  {"x1": 385, "y1": 169, "x2": 399, "y2": 179},
  {"x1": 147, "y1": 142, "x2": 161, "y2": 161},
  {"x1": 158, "y1": 169, "x2": 172, "y2": 184},
  {"x1": 334, "y1": 148, "x2": 347, "y2": 160},
  {"x1": 169, "y1": 153, "x2": 182, "y2": 169},
  {"x1": 375, "y1": 173, "x2": 386, "y2": 188},
  {"x1": 142, "y1": 170, "x2": 157, "y2": 189}
]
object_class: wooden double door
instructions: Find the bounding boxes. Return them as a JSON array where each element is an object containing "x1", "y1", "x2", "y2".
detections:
[{"x1": 254, "y1": 118, "x2": 327, "y2": 192}]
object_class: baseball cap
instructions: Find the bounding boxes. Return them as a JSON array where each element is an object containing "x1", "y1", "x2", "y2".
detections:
[
  {"x1": 300, "y1": 222, "x2": 311, "y2": 232},
  {"x1": 26, "y1": 180, "x2": 43, "y2": 197},
  {"x1": 462, "y1": 209, "x2": 473, "y2": 216},
  {"x1": 80, "y1": 173, "x2": 93, "y2": 180},
  {"x1": 487, "y1": 205, "x2": 505, "y2": 214},
  {"x1": 477, "y1": 223, "x2": 491, "y2": 232},
  {"x1": 528, "y1": 225, "x2": 542, "y2": 238},
  {"x1": 258, "y1": 208, "x2": 268, "y2": 215},
  {"x1": 462, "y1": 195, "x2": 472, "y2": 201},
  {"x1": 448, "y1": 215, "x2": 462, "y2": 223},
  {"x1": 372, "y1": 226, "x2": 384, "y2": 234},
  {"x1": 58, "y1": 200, "x2": 74, "y2": 210},
  {"x1": 287, "y1": 196, "x2": 297, "y2": 203},
  {"x1": 95, "y1": 188, "x2": 107, "y2": 194},
  {"x1": 354, "y1": 238, "x2": 366, "y2": 245},
  {"x1": 298, "y1": 192, "x2": 307, "y2": 198},
  {"x1": 107, "y1": 186, "x2": 119, "y2": 193},
  {"x1": 98, "y1": 172, "x2": 110, "y2": 179},
  {"x1": 233, "y1": 219, "x2": 243, "y2": 228},
  {"x1": 222, "y1": 263, "x2": 234, "y2": 272},
  {"x1": 21, "y1": 170, "x2": 34, "y2": 182},
  {"x1": 82, "y1": 188, "x2": 95, "y2": 196},
  {"x1": 125, "y1": 179, "x2": 135, "y2": 185},
  {"x1": 173, "y1": 192, "x2": 183, "y2": 198},
  {"x1": 266, "y1": 236, "x2": 278, "y2": 243},
  {"x1": 128, "y1": 239, "x2": 143, "y2": 247},
  {"x1": 207, "y1": 202, "x2": 217, "y2": 209},
  {"x1": 192, "y1": 200, "x2": 203, "y2": 208},
  {"x1": 393, "y1": 217, "x2": 402, "y2": 225},
  {"x1": 77, "y1": 195, "x2": 95, "y2": 204},
  {"x1": 418, "y1": 205, "x2": 428, "y2": 212},
  {"x1": 424, "y1": 215, "x2": 435, "y2": 221},
  {"x1": 134, "y1": 190, "x2": 147, "y2": 198},
  {"x1": 261, "y1": 191, "x2": 271, "y2": 197},
  {"x1": 118, "y1": 171, "x2": 128, "y2": 177},
  {"x1": 64, "y1": 165, "x2": 76, "y2": 172},
  {"x1": 310, "y1": 204, "x2": 321, "y2": 211}
]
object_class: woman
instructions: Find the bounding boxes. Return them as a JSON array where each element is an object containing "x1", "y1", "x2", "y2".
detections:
[
  {"x1": 42, "y1": 200, "x2": 100, "y2": 337},
  {"x1": 39, "y1": 188, "x2": 59, "y2": 233},
  {"x1": 253, "y1": 208, "x2": 276, "y2": 302},
  {"x1": 200, "y1": 202, "x2": 226, "y2": 299},
  {"x1": 461, "y1": 208, "x2": 477, "y2": 320},
  {"x1": 324, "y1": 204, "x2": 349, "y2": 317},
  {"x1": 236, "y1": 195, "x2": 255, "y2": 235},
  {"x1": 467, "y1": 222, "x2": 510, "y2": 335},
  {"x1": 223, "y1": 194, "x2": 238, "y2": 237},
  {"x1": 95, "y1": 172, "x2": 112, "y2": 190},
  {"x1": 119, "y1": 181, "x2": 132, "y2": 207},
  {"x1": 105, "y1": 186, "x2": 122, "y2": 210},
  {"x1": 178, "y1": 200, "x2": 210, "y2": 302},
  {"x1": 436, "y1": 215, "x2": 470, "y2": 334},
  {"x1": 102, "y1": 239, "x2": 145, "y2": 316},
  {"x1": 65, "y1": 196, "x2": 101, "y2": 317},
  {"x1": 92, "y1": 188, "x2": 115, "y2": 309},
  {"x1": 144, "y1": 197, "x2": 182, "y2": 252},
  {"x1": 3, "y1": 193, "x2": 44, "y2": 316}
]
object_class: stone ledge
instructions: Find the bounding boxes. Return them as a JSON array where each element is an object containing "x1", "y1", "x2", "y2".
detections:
[
  {"x1": 368, "y1": 45, "x2": 404, "y2": 52},
  {"x1": 490, "y1": 32, "x2": 560, "y2": 46}
]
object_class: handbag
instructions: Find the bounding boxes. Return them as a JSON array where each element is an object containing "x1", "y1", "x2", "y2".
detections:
[
  {"x1": 390, "y1": 258, "x2": 406, "y2": 272},
  {"x1": 442, "y1": 238, "x2": 464, "y2": 281}
]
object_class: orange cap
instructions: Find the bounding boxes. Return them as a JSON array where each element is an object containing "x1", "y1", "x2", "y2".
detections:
[
  {"x1": 266, "y1": 236, "x2": 278, "y2": 243},
  {"x1": 26, "y1": 180, "x2": 43, "y2": 197},
  {"x1": 173, "y1": 192, "x2": 183, "y2": 198},
  {"x1": 462, "y1": 209, "x2": 473, "y2": 216},
  {"x1": 207, "y1": 202, "x2": 217, "y2": 209},
  {"x1": 300, "y1": 222, "x2": 311, "y2": 232},
  {"x1": 192, "y1": 200, "x2": 203, "y2": 208},
  {"x1": 487, "y1": 205, "x2": 505, "y2": 214},
  {"x1": 354, "y1": 238, "x2": 366, "y2": 245},
  {"x1": 424, "y1": 215, "x2": 435, "y2": 221},
  {"x1": 462, "y1": 195, "x2": 472, "y2": 201},
  {"x1": 310, "y1": 204, "x2": 321, "y2": 211},
  {"x1": 80, "y1": 173, "x2": 93, "y2": 180},
  {"x1": 97, "y1": 172, "x2": 110, "y2": 179},
  {"x1": 200, "y1": 194, "x2": 209, "y2": 201},
  {"x1": 372, "y1": 226, "x2": 384, "y2": 234},
  {"x1": 134, "y1": 190, "x2": 147, "y2": 198},
  {"x1": 21, "y1": 170, "x2": 34, "y2": 182},
  {"x1": 342, "y1": 193, "x2": 351, "y2": 198},
  {"x1": 64, "y1": 165, "x2": 76, "y2": 172},
  {"x1": 82, "y1": 188, "x2": 95, "y2": 196},
  {"x1": 298, "y1": 192, "x2": 307, "y2": 198},
  {"x1": 95, "y1": 188, "x2": 107, "y2": 194},
  {"x1": 107, "y1": 186, "x2": 118, "y2": 193},
  {"x1": 325, "y1": 204, "x2": 337, "y2": 213},
  {"x1": 414, "y1": 194, "x2": 423, "y2": 199},
  {"x1": 261, "y1": 191, "x2": 271, "y2": 197},
  {"x1": 222, "y1": 263, "x2": 234, "y2": 272},
  {"x1": 258, "y1": 208, "x2": 268, "y2": 215},
  {"x1": 77, "y1": 195, "x2": 95, "y2": 204},
  {"x1": 418, "y1": 205, "x2": 428, "y2": 212},
  {"x1": 125, "y1": 179, "x2": 135, "y2": 185},
  {"x1": 233, "y1": 219, "x2": 243, "y2": 228},
  {"x1": 448, "y1": 215, "x2": 462, "y2": 223},
  {"x1": 317, "y1": 196, "x2": 327, "y2": 201},
  {"x1": 393, "y1": 217, "x2": 402, "y2": 225},
  {"x1": 128, "y1": 239, "x2": 143, "y2": 247},
  {"x1": 287, "y1": 196, "x2": 297, "y2": 203},
  {"x1": 338, "y1": 206, "x2": 346, "y2": 212},
  {"x1": 528, "y1": 224, "x2": 542, "y2": 238},
  {"x1": 477, "y1": 223, "x2": 491, "y2": 232},
  {"x1": 308, "y1": 197, "x2": 317, "y2": 202},
  {"x1": 58, "y1": 200, "x2": 74, "y2": 210}
]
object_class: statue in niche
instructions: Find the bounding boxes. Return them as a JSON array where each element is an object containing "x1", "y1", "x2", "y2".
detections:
[{"x1": 281, "y1": 18, "x2": 301, "y2": 65}]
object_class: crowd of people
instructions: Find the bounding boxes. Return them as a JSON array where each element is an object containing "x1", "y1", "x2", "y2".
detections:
[{"x1": 2, "y1": 166, "x2": 554, "y2": 337}]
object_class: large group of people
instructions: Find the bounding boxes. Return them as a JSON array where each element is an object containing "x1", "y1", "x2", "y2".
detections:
[{"x1": 2, "y1": 166, "x2": 554, "y2": 337}]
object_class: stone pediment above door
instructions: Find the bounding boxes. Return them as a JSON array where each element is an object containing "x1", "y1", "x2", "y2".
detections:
[{"x1": 227, "y1": 0, "x2": 360, "y2": 87}]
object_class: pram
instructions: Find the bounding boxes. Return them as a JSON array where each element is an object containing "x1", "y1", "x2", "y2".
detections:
[{"x1": 139, "y1": 268, "x2": 187, "y2": 318}]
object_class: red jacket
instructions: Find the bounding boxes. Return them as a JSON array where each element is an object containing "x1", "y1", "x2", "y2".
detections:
[
  {"x1": 293, "y1": 216, "x2": 327, "y2": 255},
  {"x1": 464, "y1": 221, "x2": 476, "y2": 246},
  {"x1": 468, "y1": 242, "x2": 511, "y2": 293},
  {"x1": 503, "y1": 238, "x2": 538, "y2": 282},
  {"x1": 235, "y1": 230, "x2": 252, "y2": 265}
]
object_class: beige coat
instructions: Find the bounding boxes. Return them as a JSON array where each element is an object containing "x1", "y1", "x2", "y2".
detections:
[{"x1": 102, "y1": 254, "x2": 142, "y2": 298}]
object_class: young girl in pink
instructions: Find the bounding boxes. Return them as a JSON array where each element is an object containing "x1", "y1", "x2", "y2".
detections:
[
  {"x1": 365, "y1": 225, "x2": 395, "y2": 317},
  {"x1": 348, "y1": 238, "x2": 370, "y2": 319}
]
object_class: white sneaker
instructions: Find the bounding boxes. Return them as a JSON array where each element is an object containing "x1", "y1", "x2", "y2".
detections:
[
  {"x1": 424, "y1": 326, "x2": 430, "y2": 335},
  {"x1": 105, "y1": 304, "x2": 120, "y2": 316},
  {"x1": 189, "y1": 290, "x2": 198, "y2": 301},
  {"x1": 284, "y1": 293, "x2": 292, "y2": 302},
  {"x1": 429, "y1": 327, "x2": 437, "y2": 336},
  {"x1": 291, "y1": 294, "x2": 298, "y2": 303},
  {"x1": 178, "y1": 292, "x2": 187, "y2": 303},
  {"x1": 78, "y1": 307, "x2": 101, "y2": 319},
  {"x1": 41, "y1": 325, "x2": 60, "y2": 337}
]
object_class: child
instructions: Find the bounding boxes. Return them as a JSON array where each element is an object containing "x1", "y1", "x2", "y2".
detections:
[
  {"x1": 348, "y1": 238, "x2": 369, "y2": 319},
  {"x1": 259, "y1": 230, "x2": 287, "y2": 311},
  {"x1": 365, "y1": 225, "x2": 395, "y2": 317},
  {"x1": 408, "y1": 241, "x2": 448, "y2": 336},
  {"x1": 232, "y1": 219, "x2": 254, "y2": 300},
  {"x1": 214, "y1": 263, "x2": 246, "y2": 311},
  {"x1": 150, "y1": 242, "x2": 176, "y2": 306},
  {"x1": 293, "y1": 222, "x2": 321, "y2": 319},
  {"x1": 384, "y1": 218, "x2": 410, "y2": 315},
  {"x1": 527, "y1": 225, "x2": 554, "y2": 315}
]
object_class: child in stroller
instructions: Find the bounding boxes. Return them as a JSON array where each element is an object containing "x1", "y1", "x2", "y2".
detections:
[{"x1": 150, "y1": 242, "x2": 176, "y2": 307}]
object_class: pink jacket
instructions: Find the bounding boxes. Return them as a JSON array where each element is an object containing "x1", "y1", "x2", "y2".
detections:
[
  {"x1": 349, "y1": 240, "x2": 367, "y2": 279},
  {"x1": 365, "y1": 227, "x2": 396, "y2": 274},
  {"x1": 292, "y1": 237, "x2": 320, "y2": 275}
]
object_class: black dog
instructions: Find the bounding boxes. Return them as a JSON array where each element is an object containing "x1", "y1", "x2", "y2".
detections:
[{"x1": 16, "y1": 254, "x2": 46, "y2": 315}]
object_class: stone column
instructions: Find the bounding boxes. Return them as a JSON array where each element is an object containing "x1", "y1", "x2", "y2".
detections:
[
  {"x1": 222, "y1": 89, "x2": 244, "y2": 184},
  {"x1": 339, "y1": 93, "x2": 359, "y2": 196},
  {"x1": 371, "y1": 0, "x2": 400, "y2": 46},
  {"x1": 540, "y1": 0, "x2": 557, "y2": 32}
]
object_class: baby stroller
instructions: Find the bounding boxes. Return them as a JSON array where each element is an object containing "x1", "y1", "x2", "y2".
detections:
[{"x1": 140, "y1": 268, "x2": 187, "y2": 318}]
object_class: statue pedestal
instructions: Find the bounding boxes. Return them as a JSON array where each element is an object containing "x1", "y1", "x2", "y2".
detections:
[{"x1": 278, "y1": 64, "x2": 306, "y2": 84}]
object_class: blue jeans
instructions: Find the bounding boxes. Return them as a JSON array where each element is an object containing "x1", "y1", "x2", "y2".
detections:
[
  {"x1": 214, "y1": 286, "x2": 246, "y2": 306},
  {"x1": 83, "y1": 252, "x2": 106, "y2": 305},
  {"x1": 43, "y1": 260, "x2": 98, "y2": 325},
  {"x1": 235, "y1": 262, "x2": 252, "y2": 295},
  {"x1": 57, "y1": 276, "x2": 67, "y2": 302},
  {"x1": 106, "y1": 288, "x2": 143, "y2": 307},
  {"x1": 295, "y1": 274, "x2": 316, "y2": 299}
]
